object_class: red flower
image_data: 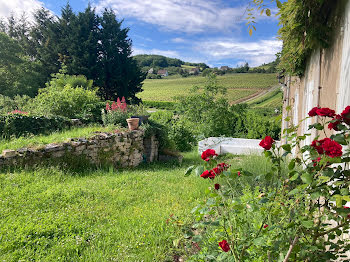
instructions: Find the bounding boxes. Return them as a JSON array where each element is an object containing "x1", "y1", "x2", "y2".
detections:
[
  {"x1": 201, "y1": 149, "x2": 217, "y2": 161},
  {"x1": 217, "y1": 162, "x2": 229, "y2": 172},
  {"x1": 316, "y1": 107, "x2": 335, "y2": 117},
  {"x1": 328, "y1": 115, "x2": 342, "y2": 131},
  {"x1": 214, "y1": 184, "x2": 220, "y2": 190},
  {"x1": 308, "y1": 107, "x2": 336, "y2": 117},
  {"x1": 259, "y1": 136, "x2": 274, "y2": 150},
  {"x1": 263, "y1": 224, "x2": 268, "y2": 229},
  {"x1": 341, "y1": 106, "x2": 350, "y2": 125},
  {"x1": 311, "y1": 139, "x2": 325, "y2": 154},
  {"x1": 312, "y1": 157, "x2": 322, "y2": 167},
  {"x1": 322, "y1": 138, "x2": 342, "y2": 158},
  {"x1": 212, "y1": 167, "x2": 221, "y2": 175},
  {"x1": 219, "y1": 240, "x2": 230, "y2": 252},
  {"x1": 344, "y1": 206, "x2": 349, "y2": 209},
  {"x1": 111, "y1": 101, "x2": 118, "y2": 111},
  {"x1": 237, "y1": 171, "x2": 241, "y2": 176},
  {"x1": 200, "y1": 170, "x2": 216, "y2": 179},
  {"x1": 308, "y1": 107, "x2": 319, "y2": 117}
]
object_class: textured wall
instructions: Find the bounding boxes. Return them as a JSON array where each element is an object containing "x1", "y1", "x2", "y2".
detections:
[{"x1": 0, "y1": 130, "x2": 159, "y2": 169}]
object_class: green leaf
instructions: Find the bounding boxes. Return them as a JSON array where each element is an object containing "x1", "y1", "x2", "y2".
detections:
[
  {"x1": 282, "y1": 144, "x2": 292, "y2": 152},
  {"x1": 290, "y1": 172, "x2": 299, "y2": 181},
  {"x1": 184, "y1": 165, "x2": 195, "y2": 177},
  {"x1": 301, "y1": 220, "x2": 314, "y2": 228},
  {"x1": 288, "y1": 188, "x2": 299, "y2": 195},
  {"x1": 195, "y1": 166, "x2": 204, "y2": 177},
  {"x1": 266, "y1": 9, "x2": 271, "y2": 16},
  {"x1": 249, "y1": 28, "x2": 253, "y2": 36},
  {"x1": 288, "y1": 159, "x2": 296, "y2": 170},
  {"x1": 335, "y1": 195, "x2": 343, "y2": 208},
  {"x1": 276, "y1": 0, "x2": 282, "y2": 8},
  {"x1": 301, "y1": 173, "x2": 313, "y2": 185},
  {"x1": 264, "y1": 150, "x2": 272, "y2": 157},
  {"x1": 341, "y1": 188, "x2": 349, "y2": 196}
]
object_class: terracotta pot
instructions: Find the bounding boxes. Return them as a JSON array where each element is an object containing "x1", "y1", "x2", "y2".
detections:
[{"x1": 126, "y1": 118, "x2": 139, "y2": 130}]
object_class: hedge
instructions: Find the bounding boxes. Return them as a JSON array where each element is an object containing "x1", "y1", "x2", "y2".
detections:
[
  {"x1": 0, "y1": 114, "x2": 71, "y2": 138},
  {"x1": 142, "y1": 101, "x2": 177, "y2": 110}
]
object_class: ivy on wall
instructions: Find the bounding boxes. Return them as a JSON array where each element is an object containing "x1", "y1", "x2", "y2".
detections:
[{"x1": 248, "y1": 0, "x2": 338, "y2": 76}]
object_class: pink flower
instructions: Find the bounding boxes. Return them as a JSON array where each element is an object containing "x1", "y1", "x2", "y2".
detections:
[
  {"x1": 106, "y1": 102, "x2": 111, "y2": 111},
  {"x1": 111, "y1": 101, "x2": 118, "y2": 111}
]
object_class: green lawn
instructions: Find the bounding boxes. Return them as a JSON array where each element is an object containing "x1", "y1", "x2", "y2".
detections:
[
  {"x1": 138, "y1": 73, "x2": 278, "y2": 102},
  {"x1": 0, "y1": 151, "x2": 209, "y2": 261},
  {"x1": 0, "y1": 126, "x2": 120, "y2": 153}
]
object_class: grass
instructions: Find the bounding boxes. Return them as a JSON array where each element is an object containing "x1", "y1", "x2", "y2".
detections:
[
  {"x1": 249, "y1": 89, "x2": 283, "y2": 109},
  {"x1": 138, "y1": 73, "x2": 278, "y2": 102},
  {"x1": 0, "y1": 126, "x2": 120, "y2": 152},
  {"x1": 0, "y1": 151, "x2": 210, "y2": 261}
]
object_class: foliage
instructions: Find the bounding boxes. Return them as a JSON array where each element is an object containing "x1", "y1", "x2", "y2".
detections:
[
  {"x1": 0, "y1": 94, "x2": 33, "y2": 115},
  {"x1": 175, "y1": 74, "x2": 247, "y2": 138},
  {"x1": 30, "y1": 70, "x2": 101, "y2": 119},
  {"x1": 245, "y1": 110, "x2": 281, "y2": 140},
  {"x1": 184, "y1": 105, "x2": 350, "y2": 261},
  {"x1": 1, "y1": 5, "x2": 145, "y2": 101},
  {"x1": 133, "y1": 54, "x2": 184, "y2": 68},
  {"x1": 0, "y1": 114, "x2": 71, "y2": 138},
  {"x1": 141, "y1": 120, "x2": 174, "y2": 151},
  {"x1": 102, "y1": 99, "x2": 130, "y2": 127},
  {"x1": 0, "y1": 32, "x2": 44, "y2": 97},
  {"x1": 277, "y1": 0, "x2": 336, "y2": 76},
  {"x1": 142, "y1": 101, "x2": 176, "y2": 110}
]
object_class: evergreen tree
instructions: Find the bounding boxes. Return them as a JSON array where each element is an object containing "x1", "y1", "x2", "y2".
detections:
[{"x1": 98, "y1": 9, "x2": 145, "y2": 101}]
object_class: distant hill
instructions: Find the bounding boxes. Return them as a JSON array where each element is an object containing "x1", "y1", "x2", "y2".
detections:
[{"x1": 133, "y1": 54, "x2": 209, "y2": 74}]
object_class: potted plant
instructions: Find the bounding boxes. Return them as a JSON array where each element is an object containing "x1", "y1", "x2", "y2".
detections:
[
  {"x1": 130, "y1": 104, "x2": 150, "y2": 125},
  {"x1": 126, "y1": 118, "x2": 139, "y2": 130}
]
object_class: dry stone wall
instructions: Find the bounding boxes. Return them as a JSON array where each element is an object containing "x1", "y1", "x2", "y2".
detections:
[{"x1": 0, "y1": 130, "x2": 159, "y2": 169}]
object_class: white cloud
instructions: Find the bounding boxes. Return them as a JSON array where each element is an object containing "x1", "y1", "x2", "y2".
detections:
[
  {"x1": 0, "y1": 0, "x2": 45, "y2": 21},
  {"x1": 95, "y1": 0, "x2": 247, "y2": 33},
  {"x1": 195, "y1": 38, "x2": 282, "y2": 66},
  {"x1": 132, "y1": 47, "x2": 180, "y2": 58},
  {"x1": 171, "y1": 37, "x2": 187, "y2": 43}
]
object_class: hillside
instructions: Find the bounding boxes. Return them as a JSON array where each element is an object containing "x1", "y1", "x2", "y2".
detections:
[{"x1": 137, "y1": 73, "x2": 278, "y2": 103}]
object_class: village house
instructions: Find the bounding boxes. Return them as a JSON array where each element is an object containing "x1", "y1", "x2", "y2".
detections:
[
  {"x1": 189, "y1": 67, "x2": 200, "y2": 74},
  {"x1": 220, "y1": 66, "x2": 229, "y2": 71},
  {"x1": 157, "y1": 69, "x2": 168, "y2": 77}
]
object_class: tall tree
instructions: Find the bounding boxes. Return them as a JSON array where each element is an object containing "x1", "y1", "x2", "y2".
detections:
[{"x1": 98, "y1": 9, "x2": 145, "y2": 101}]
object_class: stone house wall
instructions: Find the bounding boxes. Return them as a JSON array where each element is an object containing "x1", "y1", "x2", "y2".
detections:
[{"x1": 0, "y1": 130, "x2": 159, "y2": 169}]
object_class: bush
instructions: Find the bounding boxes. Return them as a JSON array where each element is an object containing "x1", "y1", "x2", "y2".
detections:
[
  {"x1": 141, "y1": 120, "x2": 174, "y2": 151},
  {"x1": 0, "y1": 114, "x2": 71, "y2": 138},
  {"x1": 142, "y1": 101, "x2": 176, "y2": 110},
  {"x1": 29, "y1": 66, "x2": 101, "y2": 119},
  {"x1": 245, "y1": 111, "x2": 281, "y2": 140},
  {"x1": 101, "y1": 99, "x2": 130, "y2": 127},
  {"x1": 168, "y1": 121, "x2": 195, "y2": 152}
]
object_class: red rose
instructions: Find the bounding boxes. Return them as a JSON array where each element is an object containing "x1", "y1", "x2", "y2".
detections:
[
  {"x1": 219, "y1": 240, "x2": 230, "y2": 252},
  {"x1": 264, "y1": 224, "x2": 268, "y2": 228},
  {"x1": 200, "y1": 170, "x2": 216, "y2": 179},
  {"x1": 212, "y1": 167, "x2": 221, "y2": 175},
  {"x1": 341, "y1": 106, "x2": 350, "y2": 125},
  {"x1": 308, "y1": 107, "x2": 319, "y2": 117},
  {"x1": 312, "y1": 157, "x2": 322, "y2": 167},
  {"x1": 214, "y1": 183, "x2": 220, "y2": 190},
  {"x1": 237, "y1": 171, "x2": 241, "y2": 176},
  {"x1": 316, "y1": 107, "x2": 335, "y2": 117},
  {"x1": 259, "y1": 136, "x2": 274, "y2": 150},
  {"x1": 328, "y1": 115, "x2": 342, "y2": 131},
  {"x1": 311, "y1": 139, "x2": 326, "y2": 154},
  {"x1": 344, "y1": 206, "x2": 349, "y2": 209},
  {"x1": 217, "y1": 162, "x2": 229, "y2": 172},
  {"x1": 201, "y1": 149, "x2": 217, "y2": 161},
  {"x1": 322, "y1": 138, "x2": 342, "y2": 158}
]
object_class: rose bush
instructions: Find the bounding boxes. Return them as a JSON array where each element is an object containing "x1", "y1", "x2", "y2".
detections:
[{"x1": 184, "y1": 106, "x2": 350, "y2": 261}]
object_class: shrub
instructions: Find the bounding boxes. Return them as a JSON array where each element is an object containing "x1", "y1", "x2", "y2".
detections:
[
  {"x1": 185, "y1": 105, "x2": 350, "y2": 261},
  {"x1": 0, "y1": 114, "x2": 71, "y2": 138},
  {"x1": 168, "y1": 121, "x2": 195, "y2": 152},
  {"x1": 101, "y1": 98, "x2": 130, "y2": 127},
  {"x1": 142, "y1": 101, "x2": 176, "y2": 110},
  {"x1": 141, "y1": 120, "x2": 174, "y2": 151}
]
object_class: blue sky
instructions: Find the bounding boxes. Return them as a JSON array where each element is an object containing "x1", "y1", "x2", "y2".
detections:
[{"x1": 0, "y1": 0, "x2": 282, "y2": 67}]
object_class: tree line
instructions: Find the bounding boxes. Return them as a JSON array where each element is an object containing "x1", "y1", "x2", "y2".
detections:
[{"x1": 0, "y1": 4, "x2": 145, "y2": 102}]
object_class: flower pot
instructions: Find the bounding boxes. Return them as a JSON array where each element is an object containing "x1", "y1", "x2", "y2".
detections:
[
  {"x1": 126, "y1": 118, "x2": 139, "y2": 130},
  {"x1": 131, "y1": 115, "x2": 150, "y2": 125}
]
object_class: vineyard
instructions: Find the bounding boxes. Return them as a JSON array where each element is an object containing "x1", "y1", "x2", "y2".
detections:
[{"x1": 137, "y1": 73, "x2": 278, "y2": 103}]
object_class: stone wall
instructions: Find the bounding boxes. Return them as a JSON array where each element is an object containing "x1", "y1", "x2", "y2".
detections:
[{"x1": 0, "y1": 130, "x2": 159, "y2": 169}]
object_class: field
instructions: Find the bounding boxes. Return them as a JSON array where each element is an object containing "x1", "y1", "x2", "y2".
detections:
[{"x1": 138, "y1": 73, "x2": 278, "y2": 103}]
